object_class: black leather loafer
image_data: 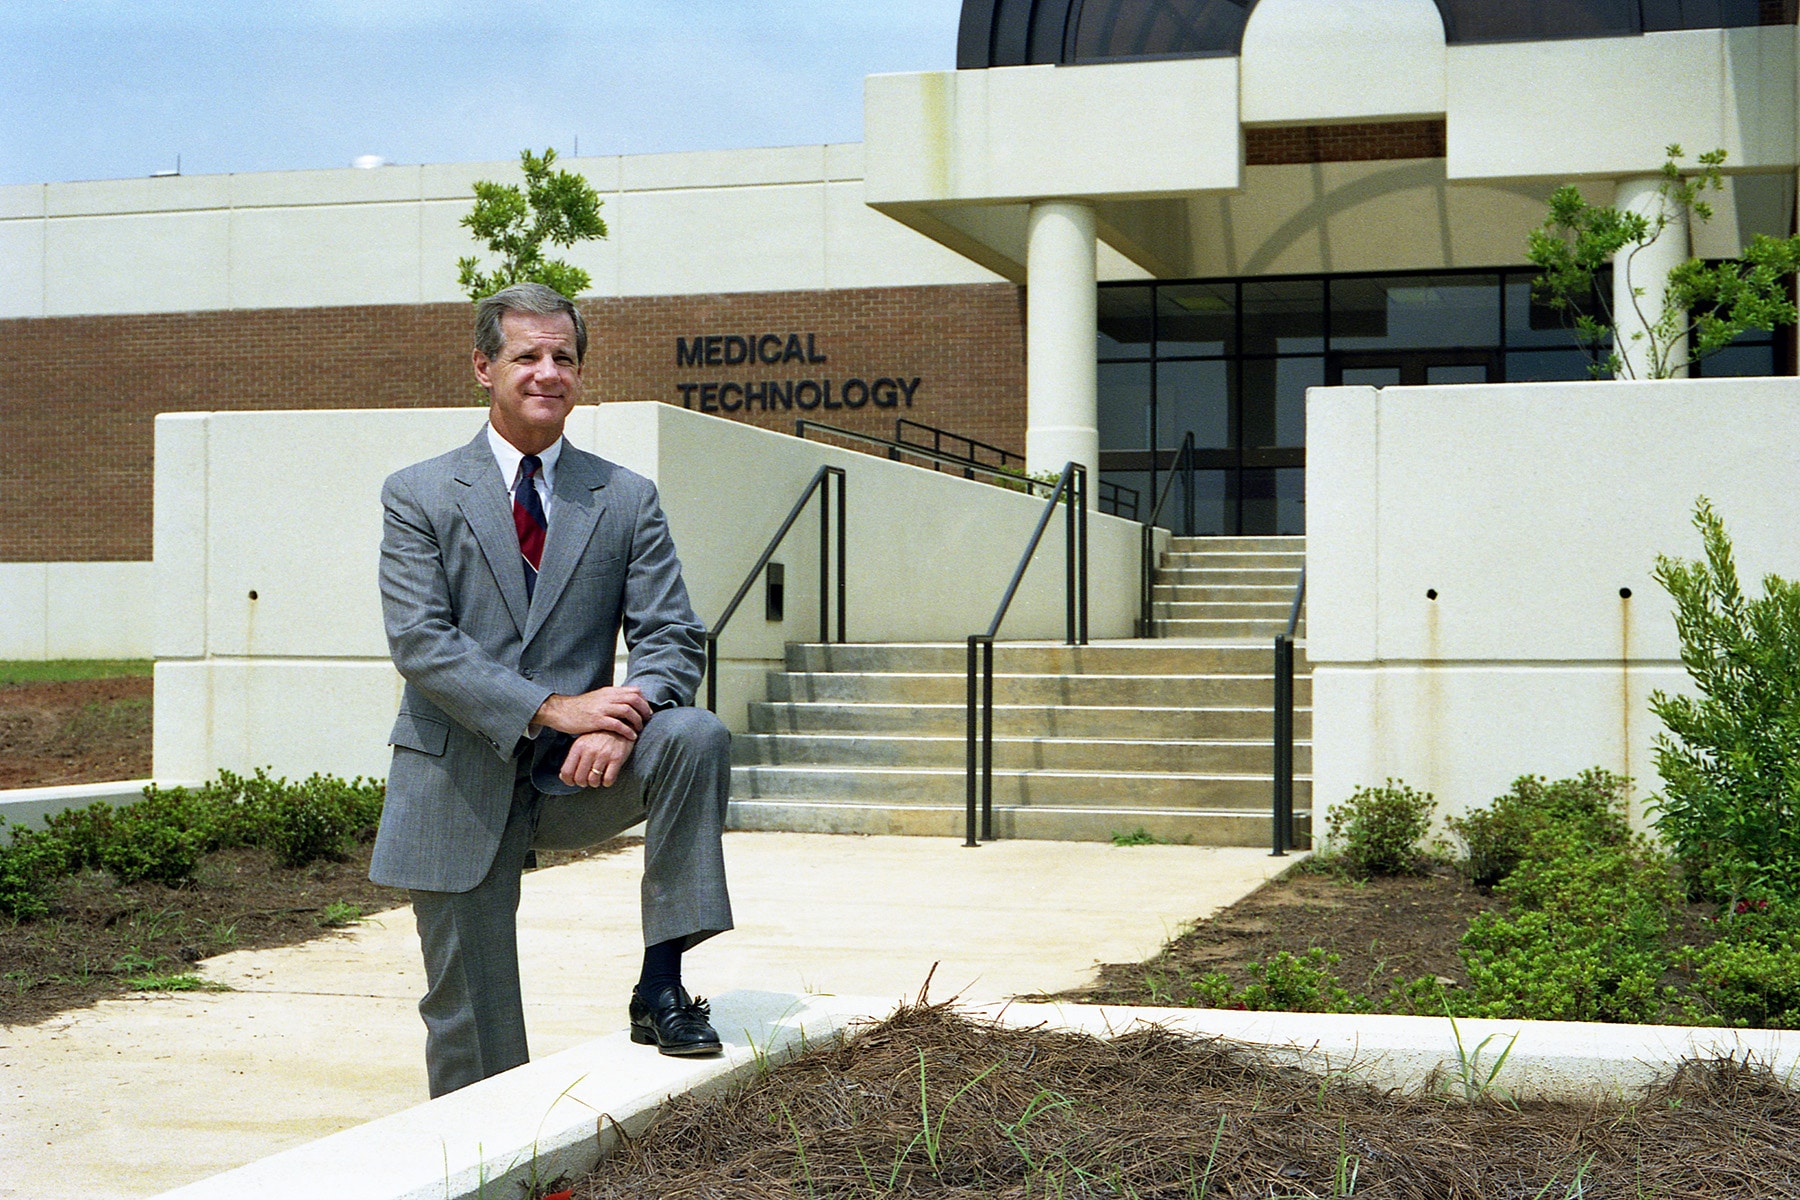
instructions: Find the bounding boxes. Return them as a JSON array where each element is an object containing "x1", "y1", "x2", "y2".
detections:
[{"x1": 629, "y1": 984, "x2": 723, "y2": 1056}]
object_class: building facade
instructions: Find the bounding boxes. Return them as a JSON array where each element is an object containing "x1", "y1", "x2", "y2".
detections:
[{"x1": 2, "y1": 0, "x2": 1797, "y2": 581}]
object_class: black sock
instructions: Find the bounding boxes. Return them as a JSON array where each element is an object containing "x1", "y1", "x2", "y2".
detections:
[{"x1": 637, "y1": 937, "x2": 684, "y2": 998}]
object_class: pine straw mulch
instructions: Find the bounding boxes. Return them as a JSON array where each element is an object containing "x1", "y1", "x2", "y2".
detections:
[{"x1": 577, "y1": 1001, "x2": 1800, "y2": 1200}]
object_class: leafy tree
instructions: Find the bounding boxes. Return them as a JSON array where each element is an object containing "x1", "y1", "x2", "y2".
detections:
[
  {"x1": 457, "y1": 147, "x2": 606, "y2": 301},
  {"x1": 1649, "y1": 498, "x2": 1800, "y2": 903},
  {"x1": 1528, "y1": 146, "x2": 1800, "y2": 380}
]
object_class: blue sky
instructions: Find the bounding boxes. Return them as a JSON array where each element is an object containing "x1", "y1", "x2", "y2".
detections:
[{"x1": 3, "y1": 1, "x2": 964, "y2": 186}]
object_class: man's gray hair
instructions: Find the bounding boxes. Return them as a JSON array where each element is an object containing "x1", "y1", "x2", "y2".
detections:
[{"x1": 474, "y1": 283, "x2": 588, "y2": 363}]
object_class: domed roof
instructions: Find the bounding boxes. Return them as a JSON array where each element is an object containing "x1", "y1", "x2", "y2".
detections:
[{"x1": 955, "y1": 0, "x2": 1785, "y2": 68}]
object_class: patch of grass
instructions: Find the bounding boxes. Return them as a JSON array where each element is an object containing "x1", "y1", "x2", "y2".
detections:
[
  {"x1": 1110, "y1": 827, "x2": 1170, "y2": 846},
  {"x1": 0, "y1": 659, "x2": 152, "y2": 686},
  {"x1": 317, "y1": 901, "x2": 364, "y2": 928},
  {"x1": 123, "y1": 971, "x2": 229, "y2": 993}
]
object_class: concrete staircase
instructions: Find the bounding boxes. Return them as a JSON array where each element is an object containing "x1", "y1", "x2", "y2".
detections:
[
  {"x1": 728, "y1": 536, "x2": 1310, "y2": 846},
  {"x1": 1151, "y1": 535, "x2": 1306, "y2": 639}
]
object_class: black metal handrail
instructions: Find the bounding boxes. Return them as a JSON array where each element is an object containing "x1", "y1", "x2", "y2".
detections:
[
  {"x1": 965, "y1": 462, "x2": 1088, "y2": 847},
  {"x1": 1271, "y1": 566, "x2": 1306, "y2": 857},
  {"x1": 798, "y1": 419, "x2": 1138, "y2": 520},
  {"x1": 702, "y1": 465, "x2": 846, "y2": 712},
  {"x1": 1136, "y1": 432, "x2": 1197, "y2": 637},
  {"x1": 796, "y1": 419, "x2": 1055, "y2": 494},
  {"x1": 894, "y1": 418, "x2": 1022, "y2": 476}
]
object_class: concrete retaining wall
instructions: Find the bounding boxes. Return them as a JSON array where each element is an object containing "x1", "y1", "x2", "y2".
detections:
[
  {"x1": 1307, "y1": 375, "x2": 1800, "y2": 827},
  {"x1": 0, "y1": 561, "x2": 153, "y2": 659},
  {"x1": 152, "y1": 401, "x2": 1142, "y2": 783}
]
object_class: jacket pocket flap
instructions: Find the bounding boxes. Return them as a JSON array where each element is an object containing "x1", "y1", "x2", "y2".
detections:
[{"x1": 389, "y1": 712, "x2": 450, "y2": 757}]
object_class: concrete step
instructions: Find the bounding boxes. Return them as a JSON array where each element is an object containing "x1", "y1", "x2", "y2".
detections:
[
  {"x1": 733, "y1": 732, "x2": 1313, "y2": 774},
  {"x1": 726, "y1": 798, "x2": 1311, "y2": 846},
  {"x1": 1152, "y1": 626, "x2": 1310, "y2": 644},
  {"x1": 1169, "y1": 536, "x2": 1305, "y2": 552},
  {"x1": 782, "y1": 641, "x2": 1309, "y2": 674},
  {"x1": 763, "y1": 671, "x2": 1310, "y2": 706},
  {"x1": 1157, "y1": 551, "x2": 1306, "y2": 570},
  {"x1": 747, "y1": 701, "x2": 1312, "y2": 739},
  {"x1": 1151, "y1": 583, "x2": 1297, "y2": 603},
  {"x1": 1148, "y1": 601, "x2": 1300, "y2": 621},
  {"x1": 1156, "y1": 567, "x2": 1306, "y2": 586},
  {"x1": 730, "y1": 763, "x2": 1313, "y2": 808}
]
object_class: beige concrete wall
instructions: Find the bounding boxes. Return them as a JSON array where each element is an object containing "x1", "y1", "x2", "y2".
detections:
[
  {"x1": 863, "y1": 58, "x2": 1242, "y2": 208},
  {"x1": 0, "y1": 145, "x2": 1002, "y2": 320},
  {"x1": 1240, "y1": 0, "x2": 1447, "y2": 125},
  {"x1": 0, "y1": 561, "x2": 153, "y2": 659},
  {"x1": 1448, "y1": 25, "x2": 1799, "y2": 181},
  {"x1": 1307, "y1": 376, "x2": 1800, "y2": 831},
  {"x1": 152, "y1": 403, "x2": 1140, "y2": 782}
]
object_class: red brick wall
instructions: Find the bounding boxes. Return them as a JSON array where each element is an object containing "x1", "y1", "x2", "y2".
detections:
[
  {"x1": 1245, "y1": 120, "x2": 1447, "y2": 166},
  {"x1": 0, "y1": 283, "x2": 1026, "y2": 562}
]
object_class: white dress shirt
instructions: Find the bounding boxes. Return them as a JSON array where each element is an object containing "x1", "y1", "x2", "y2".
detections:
[{"x1": 485, "y1": 423, "x2": 563, "y2": 521}]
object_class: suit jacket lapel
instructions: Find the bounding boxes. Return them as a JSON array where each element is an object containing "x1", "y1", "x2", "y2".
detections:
[
  {"x1": 523, "y1": 447, "x2": 610, "y2": 647},
  {"x1": 452, "y1": 433, "x2": 531, "y2": 638}
]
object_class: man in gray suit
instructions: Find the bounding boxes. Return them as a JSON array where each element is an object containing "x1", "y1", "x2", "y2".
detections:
[{"x1": 373, "y1": 282, "x2": 733, "y2": 1097}]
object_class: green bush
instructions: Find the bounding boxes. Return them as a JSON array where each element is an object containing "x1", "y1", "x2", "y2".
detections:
[
  {"x1": 1444, "y1": 770, "x2": 1632, "y2": 888},
  {"x1": 1459, "y1": 907, "x2": 1669, "y2": 1023},
  {"x1": 1447, "y1": 774, "x2": 1682, "y2": 1023},
  {"x1": 98, "y1": 798, "x2": 208, "y2": 885},
  {"x1": 1325, "y1": 781, "x2": 1435, "y2": 878},
  {"x1": 1680, "y1": 934, "x2": 1800, "y2": 1029},
  {"x1": 1650, "y1": 498, "x2": 1800, "y2": 903},
  {"x1": 1238, "y1": 948, "x2": 1360, "y2": 1013},
  {"x1": 0, "y1": 822, "x2": 72, "y2": 921},
  {"x1": 41, "y1": 801, "x2": 116, "y2": 872}
]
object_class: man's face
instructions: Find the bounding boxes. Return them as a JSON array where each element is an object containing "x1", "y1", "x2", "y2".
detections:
[{"x1": 474, "y1": 310, "x2": 583, "y2": 453}]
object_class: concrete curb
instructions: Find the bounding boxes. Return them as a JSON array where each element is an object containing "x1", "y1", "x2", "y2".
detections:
[
  {"x1": 149, "y1": 990, "x2": 887, "y2": 1200},
  {"x1": 979, "y1": 1002, "x2": 1800, "y2": 1099},
  {"x1": 149, "y1": 994, "x2": 1800, "y2": 1200},
  {"x1": 0, "y1": 779, "x2": 184, "y2": 830}
]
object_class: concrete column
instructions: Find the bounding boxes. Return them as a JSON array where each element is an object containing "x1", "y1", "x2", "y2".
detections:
[
  {"x1": 1612, "y1": 176, "x2": 1690, "y2": 379},
  {"x1": 1025, "y1": 200, "x2": 1099, "y2": 497}
]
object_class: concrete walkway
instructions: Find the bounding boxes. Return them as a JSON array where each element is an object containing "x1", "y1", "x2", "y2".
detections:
[{"x1": 0, "y1": 831, "x2": 1296, "y2": 1200}]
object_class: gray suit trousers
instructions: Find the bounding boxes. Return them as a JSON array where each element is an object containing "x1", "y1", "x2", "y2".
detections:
[{"x1": 409, "y1": 707, "x2": 733, "y2": 1098}]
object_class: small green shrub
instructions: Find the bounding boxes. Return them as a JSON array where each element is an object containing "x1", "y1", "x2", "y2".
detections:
[
  {"x1": 1325, "y1": 781, "x2": 1435, "y2": 878},
  {"x1": 1238, "y1": 948, "x2": 1360, "y2": 1013},
  {"x1": 1459, "y1": 907, "x2": 1670, "y2": 1023},
  {"x1": 1650, "y1": 499, "x2": 1800, "y2": 903},
  {"x1": 1448, "y1": 775, "x2": 1682, "y2": 1024},
  {"x1": 98, "y1": 801, "x2": 207, "y2": 886},
  {"x1": 1444, "y1": 770, "x2": 1632, "y2": 889},
  {"x1": 0, "y1": 822, "x2": 72, "y2": 920},
  {"x1": 1679, "y1": 934, "x2": 1800, "y2": 1029},
  {"x1": 41, "y1": 802, "x2": 116, "y2": 871}
]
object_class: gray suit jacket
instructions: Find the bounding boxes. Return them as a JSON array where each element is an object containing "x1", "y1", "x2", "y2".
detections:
[{"x1": 370, "y1": 428, "x2": 706, "y2": 892}]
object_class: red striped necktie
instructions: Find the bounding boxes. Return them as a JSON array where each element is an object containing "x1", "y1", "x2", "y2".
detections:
[{"x1": 512, "y1": 454, "x2": 547, "y2": 600}]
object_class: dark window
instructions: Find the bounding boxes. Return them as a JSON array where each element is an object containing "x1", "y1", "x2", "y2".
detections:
[
  {"x1": 1641, "y1": 0, "x2": 1764, "y2": 29},
  {"x1": 1436, "y1": 0, "x2": 1774, "y2": 42},
  {"x1": 1329, "y1": 274, "x2": 1501, "y2": 351},
  {"x1": 1098, "y1": 285, "x2": 1154, "y2": 360},
  {"x1": 960, "y1": 0, "x2": 1792, "y2": 67},
  {"x1": 1072, "y1": 0, "x2": 1252, "y2": 61},
  {"x1": 1156, "y1": 282, "x2": 1234, "y2": 356},
  {"x1": 1436, "y1": 0, "x2": 1640, "y2": 42}
]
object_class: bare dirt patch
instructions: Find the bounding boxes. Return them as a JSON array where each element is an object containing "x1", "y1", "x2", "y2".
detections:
[
  {"x1": 0, "y1": 676, "x2": 152, "y2": 788},
  {"x1": 577, "y1": 1002, "x2": 1800, "y2": 1199},
  {"x1": 0, "y1": 821, "x2": 641, "y2": 1027},
  {"x1": 1047, "y1": 863, "x2": 1505, "y2": 1009}
]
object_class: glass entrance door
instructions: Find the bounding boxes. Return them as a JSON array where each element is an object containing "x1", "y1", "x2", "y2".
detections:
[{"x1": 1327, "y1": 349, "x2": 1500, "y2": 386}]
